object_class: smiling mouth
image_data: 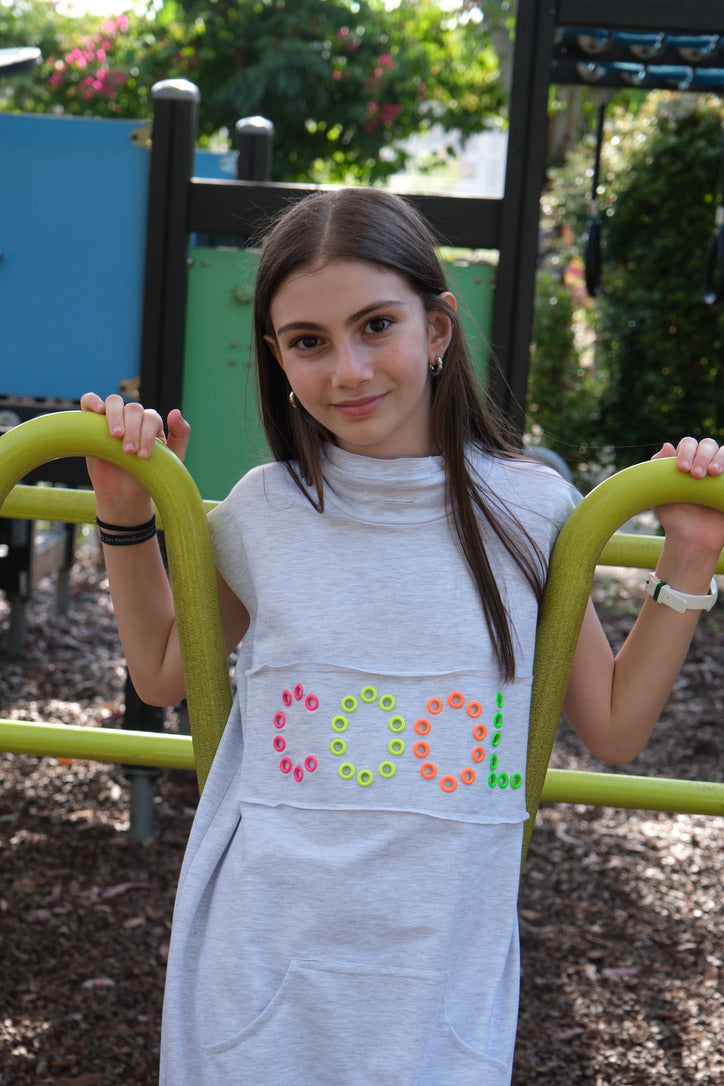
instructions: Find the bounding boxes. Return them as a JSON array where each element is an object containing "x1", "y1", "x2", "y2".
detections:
[{"x1": 332, "y1": 394, "x2": 386, "y2": 418}]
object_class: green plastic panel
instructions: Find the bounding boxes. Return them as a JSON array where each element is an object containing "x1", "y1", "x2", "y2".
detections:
[
  {"x1": 181, "y1": 249, "x2": 265, "y2": 501},
  {"x1": 180, "y1": 248, "x2": 494, "y2": 500}
]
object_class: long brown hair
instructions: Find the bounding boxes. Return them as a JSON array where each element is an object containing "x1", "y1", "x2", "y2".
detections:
[{"x1": 253, "y1": 187, "x2": 545, "y2": 681}]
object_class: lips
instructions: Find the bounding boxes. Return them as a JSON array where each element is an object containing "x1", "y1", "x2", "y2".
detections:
[{"x1": 332, "y1": 394, "x2": 386, "y2": 419}]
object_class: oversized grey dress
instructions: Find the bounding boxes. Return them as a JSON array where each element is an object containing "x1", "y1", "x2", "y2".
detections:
[{"x1": 159, "y1": 444, "x2": 578, "y2": 1085}]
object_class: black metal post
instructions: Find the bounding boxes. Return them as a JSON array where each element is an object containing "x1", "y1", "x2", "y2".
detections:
[
  {"x1": 490, "y1": 0, "x2": 558, "y2": 437},
  {"x1": 139, "y1": 79, "x2": 200, "y2": 422},
  {"x1": 132, "y1": 80, "x2": 199, "y2": 837},
  {"x1": 235, "y1": 116, "x2": 274, "y2": 182}
]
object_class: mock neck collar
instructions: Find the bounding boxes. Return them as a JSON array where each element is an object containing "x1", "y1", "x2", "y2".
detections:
[{"x1": 321, "y1": 444, "x2": 448, "y2": 525}]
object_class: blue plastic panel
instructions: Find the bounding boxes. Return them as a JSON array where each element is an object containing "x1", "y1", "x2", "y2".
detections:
[{"x1": 0, "y1": 113, "x2": 149, "y2": 399}]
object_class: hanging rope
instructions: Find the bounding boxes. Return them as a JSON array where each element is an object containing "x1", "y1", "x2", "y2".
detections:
[{"x1": 584, "y1": 100, "x2": 606, "y2": 297}]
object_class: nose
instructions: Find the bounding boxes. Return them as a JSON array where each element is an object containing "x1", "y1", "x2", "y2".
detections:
[{"x1": 330, "y1": 341, "x2": 373, "y2": 388}]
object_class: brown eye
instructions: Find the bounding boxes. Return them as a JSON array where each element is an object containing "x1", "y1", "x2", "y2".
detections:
[
  {"x1": 291, "y1": 334, "x2": 322, "y2": 351},
  {"x1": 365, "y1": 316, "x2": 392, "y2": 334}
]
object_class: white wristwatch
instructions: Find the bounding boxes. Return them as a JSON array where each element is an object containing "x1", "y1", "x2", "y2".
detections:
[{"x1": 645, "y1": 573, "x2": 718, "y2": 614}]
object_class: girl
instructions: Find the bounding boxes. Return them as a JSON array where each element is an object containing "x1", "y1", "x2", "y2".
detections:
[{"x1": 81, "y1": 188, "x2": 723, "y2": 1086}]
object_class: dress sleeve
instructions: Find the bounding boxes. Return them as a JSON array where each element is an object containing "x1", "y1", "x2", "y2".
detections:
[{"x1": 207, "y1": 473, "x2": 257, "y2": 613}]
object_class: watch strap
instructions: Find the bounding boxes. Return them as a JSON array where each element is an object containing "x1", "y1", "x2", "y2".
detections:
[{"x1": 645, "y1": 573, "x2": 718, "y2": 614}]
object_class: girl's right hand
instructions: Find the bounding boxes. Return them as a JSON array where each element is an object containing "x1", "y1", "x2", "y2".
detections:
[{"x1": 80, "y1": 392, "x2": 191, "y2": 523}]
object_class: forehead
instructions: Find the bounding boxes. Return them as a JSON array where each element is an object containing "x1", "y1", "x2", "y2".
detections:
[{"x1": 270, "y1": 260, "x2": 417, "y2": 319}]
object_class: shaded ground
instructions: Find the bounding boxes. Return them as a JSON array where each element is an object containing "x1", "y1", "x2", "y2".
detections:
[{"x1": 0, "y1": 534, "x2": 721, "y2": 1085}]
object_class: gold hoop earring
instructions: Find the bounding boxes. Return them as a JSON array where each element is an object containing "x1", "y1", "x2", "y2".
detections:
[
  {"x1": 289, "y1": 390, "x2": 299, "y2": 408},
  {"x1": 429, "y1": 355, "x2": 444, "y2": 376}
]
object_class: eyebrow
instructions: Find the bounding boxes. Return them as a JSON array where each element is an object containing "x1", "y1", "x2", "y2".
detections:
[{"x1": 274, "y1": 299, "x2": 406, "y2": 338}]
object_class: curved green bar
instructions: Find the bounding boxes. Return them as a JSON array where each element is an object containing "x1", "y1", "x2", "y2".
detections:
[
  {"x1": 524, "y1": 459, "x2": 724, "y2": 867},
  {"x1": 0, "y1": 411, "x2": 232, "y2": 790}
]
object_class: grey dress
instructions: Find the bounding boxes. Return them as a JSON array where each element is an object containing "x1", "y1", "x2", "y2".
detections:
[{"x1": 160, "y1": 444, "x2": 578, "y2": 1085}]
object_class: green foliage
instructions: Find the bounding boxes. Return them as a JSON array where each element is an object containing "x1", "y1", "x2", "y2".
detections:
[
  {"x1": 594, "y1": 94, "x2": 724, "y2": 465},
  {"x1": 0, "y1": 0, "x2": 504, "y2": 183},
  {"x1": 0, "y1": 1, "x2": 163, "y2": 119},
  {"x1": 531, "y1": 91, "x2": 724, "y2": 477},
  {"x1": 527, "y1": 268, "x2": 605, "y2": 489}
]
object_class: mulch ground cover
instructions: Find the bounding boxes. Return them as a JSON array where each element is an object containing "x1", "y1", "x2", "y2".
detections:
[{"x1": 0, "y1": 533, "x2": 721, "y2": 1085}]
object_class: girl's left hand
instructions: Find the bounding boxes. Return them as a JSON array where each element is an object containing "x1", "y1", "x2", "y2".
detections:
[{"x1": 652, "y1": 438, "x2": 724, "y2": 556}]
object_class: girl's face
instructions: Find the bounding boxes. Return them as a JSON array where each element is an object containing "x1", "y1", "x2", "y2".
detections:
[{"x1": 265, "y1": 260, "x2": 455, "y2": 459}]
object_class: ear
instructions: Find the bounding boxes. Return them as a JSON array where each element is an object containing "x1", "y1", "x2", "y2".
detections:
[
  {"x1": 264, "y1": 333, "x2": 283, "y2": 367},
  {"x1": 427, "y1": 292, "x2": 456, "y2": 357}
]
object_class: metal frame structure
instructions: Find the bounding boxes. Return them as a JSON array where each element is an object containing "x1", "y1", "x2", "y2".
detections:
[{"x1": 493, "y1": 0, "x2": 723, "y2": 428}]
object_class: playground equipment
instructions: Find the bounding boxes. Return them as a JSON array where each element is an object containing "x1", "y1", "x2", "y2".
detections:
[
  {"x1": 496, "y1": 0, "x2": 723, "y2": 425},
  {"x1": 1, "y1": 0, "x2": 722, "y2": 838},
  {"x1": 0, "y1": 413, "x2": 721, "y2": 866}
]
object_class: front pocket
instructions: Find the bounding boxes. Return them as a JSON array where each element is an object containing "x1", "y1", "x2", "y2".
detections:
[{"x1": 202, "y1": 959, "x2": 510, "y2": 1086}]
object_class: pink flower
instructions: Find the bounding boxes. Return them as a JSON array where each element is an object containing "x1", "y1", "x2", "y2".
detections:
[{"x1": 379, "y1": 103, "x2": 402, "y2": 123}]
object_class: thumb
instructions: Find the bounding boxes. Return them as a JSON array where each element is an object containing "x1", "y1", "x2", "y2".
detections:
[
  {"x1": 650, "y1": 441, "x2": 676, "y2": 461},
  {"x1": 164, "y1": 409, "x2": 191, "y2": 462}
]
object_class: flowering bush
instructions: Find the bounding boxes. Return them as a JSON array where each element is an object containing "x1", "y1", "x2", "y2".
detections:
[
  {"x1": 46, "y1": 16, "x2": 130, "y2": 109},
  {"x1": 1, "y1": 0, "x2": 503, "y2": 183}
]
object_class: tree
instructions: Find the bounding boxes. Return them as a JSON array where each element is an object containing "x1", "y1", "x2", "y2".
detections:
[
  {"x1": 532, "y1": 92, "x2": 724, "y2": 476},
  {"x1": 594, "y1": 94, "x2": 724, "y2": 465},
  {"x1": 0, "y1": 0, "x2": 504, "y2": 183}
]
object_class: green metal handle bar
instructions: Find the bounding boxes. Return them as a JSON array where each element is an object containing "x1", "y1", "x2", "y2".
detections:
[
  {"x1": 3, "y1": 718, "x2": 722, "y2": 816},
  {"x1": 600, "y1": 531, "x2": 724, "y2": 574},
  {"x1": 1, "y1": 481, "x2": 219, "y2": 523},
  {"x1": 0, "y1": 719, "x2": 197, "y2": 770},
  {"x1": 5, "y1": 484, "x2": 724, "y2": 575},
  {"x1": 542, "y1": 768, "x2": 724, "y2": 817},
  {"x1": 0, "y1": 411, "x2": 232, "y2": 791},
  {"x1": 524, "y1": 457, "x2": 724, "y2": 866}
]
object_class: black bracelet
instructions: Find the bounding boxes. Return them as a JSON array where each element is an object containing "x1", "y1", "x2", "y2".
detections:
[
  {"x1": 96, "y1": 515, "x2": 156, "y2": 534},
  {"x1": 96, "y1": 515, "x2": 157, "y2": 546}
]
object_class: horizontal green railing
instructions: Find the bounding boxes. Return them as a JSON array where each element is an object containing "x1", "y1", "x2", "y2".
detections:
[{"x1": 2, "y1": 718, "x2": 722, "y2": 816}]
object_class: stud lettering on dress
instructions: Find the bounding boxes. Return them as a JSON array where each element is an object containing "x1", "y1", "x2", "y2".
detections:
[
  {"x1": 272, "y1": 682, "x2": 320, "y2": 782},
  {"x1": 266, "y1": 681, "x2": 522, "y2": 798}
]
